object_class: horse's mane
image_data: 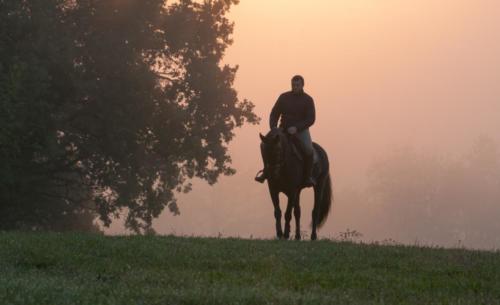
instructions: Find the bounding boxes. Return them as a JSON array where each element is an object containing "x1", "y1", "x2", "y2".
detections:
[
  {"x1": 265, "y1": 128, "x2": 287, "y2": 142},
  {"x1": 265, "y1": 128, "x2": 280, "y2": 138},
  {"x1": 263, "y1": 128, "x2": 293, "y2": 162}
]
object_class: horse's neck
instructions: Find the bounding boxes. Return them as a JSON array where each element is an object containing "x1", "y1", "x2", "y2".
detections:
[
  {"x1": 280, "y1": 135, "x2": 296, "y2": 167},
  {"x1": 284, "y1": 134, "x2": 296, "y2": 153}
]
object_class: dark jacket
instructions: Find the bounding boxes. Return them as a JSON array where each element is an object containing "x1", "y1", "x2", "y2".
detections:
[{"x1": 269, "y1": 91, "x2": 315, "y2": 132}]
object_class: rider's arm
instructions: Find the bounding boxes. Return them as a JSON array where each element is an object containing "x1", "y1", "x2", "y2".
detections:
[
  {"x1": 295, "y1": 97, "x2": 315, "y2": 132},
  {"x1": 269, "y1": 94, "x2": 283, "y2": 129}
]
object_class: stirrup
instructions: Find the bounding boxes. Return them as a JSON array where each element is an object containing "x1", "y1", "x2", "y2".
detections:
[{"x1": 254, "y1": 170, "x2": 266, "y2": 183}]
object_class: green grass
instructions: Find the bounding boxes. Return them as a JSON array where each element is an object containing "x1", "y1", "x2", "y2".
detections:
[{"x1": 1, "y1": 232, "x2": 499, "y2": 305}]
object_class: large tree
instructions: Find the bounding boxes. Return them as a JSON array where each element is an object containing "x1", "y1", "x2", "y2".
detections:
[
  {"x1": 0, "y1": 0, "x2": 259, "y2": 233},
  {"x1": 0, "y1": 0, "x2": 98, "y2": 231}
]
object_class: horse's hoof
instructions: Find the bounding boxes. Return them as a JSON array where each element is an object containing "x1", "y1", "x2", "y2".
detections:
[
  {"x1": 276, "y1": 231, "x2": 283, "y2": 239},
  {"x1": 283, "y1": 232, "x2": 290, "y2": 239},
  {"x1": 295, "y1": 235, "x2": 301, "y2": 241},
  {"x1": 311, "y1": 234, "x2": 317, "y2": 241}
]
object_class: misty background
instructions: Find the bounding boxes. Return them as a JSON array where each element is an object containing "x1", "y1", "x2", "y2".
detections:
[{"x1": 100, "y1": 0, "x2": 500, "y2": 249}]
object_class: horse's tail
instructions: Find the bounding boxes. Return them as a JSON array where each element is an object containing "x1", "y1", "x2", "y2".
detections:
[{"x1": 317, "y1": 172, "x2": 333, "y2": 228}]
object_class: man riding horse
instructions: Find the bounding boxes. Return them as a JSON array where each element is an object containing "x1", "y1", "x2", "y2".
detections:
[{"x1": 255, "y1": 75, "x2": 316, "y2": 187}]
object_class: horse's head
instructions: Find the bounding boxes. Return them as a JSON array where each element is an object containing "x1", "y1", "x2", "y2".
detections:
[{"x1": 259, "y1": 128, "x2": 288, "y2": 179}]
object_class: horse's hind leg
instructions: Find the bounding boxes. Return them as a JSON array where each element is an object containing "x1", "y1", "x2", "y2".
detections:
[
  {"x1": 283, "y1": 197, "x2": 294, "y2": 240},
  {"x1": 270, "y1": 190, "x2": 283, "y2": 239},
  {"x1": 294, "y1": 198, "x2": 301, "y2": 240},
  {"x1": 311, "y1": 177, "x2": 323, "y2": 240}
]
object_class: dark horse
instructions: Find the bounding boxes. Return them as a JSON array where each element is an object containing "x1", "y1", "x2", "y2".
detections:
[{"x1": 259, "y1": 128, "x2": 333, "y2": 240}]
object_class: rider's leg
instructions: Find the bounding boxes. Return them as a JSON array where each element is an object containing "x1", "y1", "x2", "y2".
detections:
[
  {"x1": 255, "y1": 142, "x2": 268, "y2": 183},
  {"x1": 296, "y1": 129, "x2": 315, "y2": 186},
  {"x1": 303, "y1": 152, "x2": 315, "y2": 187}
]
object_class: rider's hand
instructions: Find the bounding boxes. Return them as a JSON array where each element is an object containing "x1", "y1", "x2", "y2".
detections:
[{"x1": 287, "y1": 126, "x2": 297, "y2": 135}]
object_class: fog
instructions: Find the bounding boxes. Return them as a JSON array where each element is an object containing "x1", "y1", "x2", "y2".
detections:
[{"x1": 107, "y1": 0, "x2": 500, "y2": 249}]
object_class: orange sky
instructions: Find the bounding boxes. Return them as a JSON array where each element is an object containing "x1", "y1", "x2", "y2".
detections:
[
  {"x1": 222, "y1": 0, "x2": 500, "y2": 181},
  {"x1": 108, "y1": 0, "x2": 500, "y2": 245}
]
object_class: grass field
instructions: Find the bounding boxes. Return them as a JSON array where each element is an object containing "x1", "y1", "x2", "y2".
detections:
[{"x1": 1, "y1": 232, "x2": 499, "y2": 305}]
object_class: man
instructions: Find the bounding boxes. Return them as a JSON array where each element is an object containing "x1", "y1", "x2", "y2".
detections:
[{"x1": 255, "y1": 75, "x2": 316, "y2": 187}]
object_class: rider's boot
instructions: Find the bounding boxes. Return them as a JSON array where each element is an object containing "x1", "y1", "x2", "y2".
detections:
[{"x1": 303, "y1": 153, "x2": 316, "y2": 187}]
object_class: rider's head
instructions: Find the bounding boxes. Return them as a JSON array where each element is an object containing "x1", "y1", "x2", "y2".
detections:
[{"x1": 291, "y1": 75, "x2": 304, "y2": 94}]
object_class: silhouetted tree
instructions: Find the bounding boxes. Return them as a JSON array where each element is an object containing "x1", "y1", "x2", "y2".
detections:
[
  {"x1": 0, "y1": 0, "x2": 97, "y2": 232},
  {"x1": 0, "y1": 0, "x2": 258, "y2": 233}
]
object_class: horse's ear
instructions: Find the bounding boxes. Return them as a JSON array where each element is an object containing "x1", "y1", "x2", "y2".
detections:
[{"x1": 259, "y1": 133, "x2": 266, "y2": 142}]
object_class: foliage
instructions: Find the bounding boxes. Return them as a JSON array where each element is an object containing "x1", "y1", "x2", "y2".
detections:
[
  {"x1": 0, "y1": 0, "x2": 98, "y2": 232},
  {"x1": 0, "y1": 0, "x2": 258, "y2": 232}
]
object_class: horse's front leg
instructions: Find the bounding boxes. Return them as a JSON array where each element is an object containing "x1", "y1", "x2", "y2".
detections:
[
  {"x1": 294, "y1": 194, "x2": 301, "y2": 240},
  {"x1": 269, "y1": 190, "x2": 283, "y2": 239},
  {"x1": 283, "y1": 196, "x2": 294, "y2": 240}
]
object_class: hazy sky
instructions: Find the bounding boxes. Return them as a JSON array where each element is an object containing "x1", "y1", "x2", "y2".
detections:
[
  {"x1": 108, "y1": 0, "x2": 500, "y2": 245},
  {"x1": 223, "y1": 0, "x2": 500, "y2": 184}
]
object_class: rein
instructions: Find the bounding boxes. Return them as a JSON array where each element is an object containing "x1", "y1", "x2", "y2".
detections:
[{"x1": 269, "y1": 132, "x2": 292, "y2": 180}]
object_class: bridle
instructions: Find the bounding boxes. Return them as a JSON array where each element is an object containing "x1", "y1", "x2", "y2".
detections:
[{"x1": 266, "y1": 132, "x2": 289, "y2": 180}]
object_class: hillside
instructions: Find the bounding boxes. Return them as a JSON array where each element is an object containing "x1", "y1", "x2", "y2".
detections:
[{"x1": 0, "y1": 232, "x2": 499, "y2": 304}]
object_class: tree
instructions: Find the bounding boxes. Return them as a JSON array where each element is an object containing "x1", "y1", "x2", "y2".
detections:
[
  {"x1": 0, "y1": 0, "x2": 99, "y2": 232},
  {"x1": 0, "y1": 0, "x2": 259, "y2": 233}
]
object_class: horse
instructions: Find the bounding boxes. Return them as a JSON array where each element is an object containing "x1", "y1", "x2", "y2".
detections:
[{"x1": 258, "y1": 128, "x2": 333, "y2": 240}]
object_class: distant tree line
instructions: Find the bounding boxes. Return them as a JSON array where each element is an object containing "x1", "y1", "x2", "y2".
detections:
[
  {"x1": 344, "y1": 135, "x2": 500, "y2": 248},
  {"x1": 0, "y1": 0, "x2": 258, "y2": 233}
]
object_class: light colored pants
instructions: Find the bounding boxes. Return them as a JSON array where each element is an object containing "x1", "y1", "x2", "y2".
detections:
[{"x1": 295, "y1": 129, "x2": 313, "y2": 156}]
